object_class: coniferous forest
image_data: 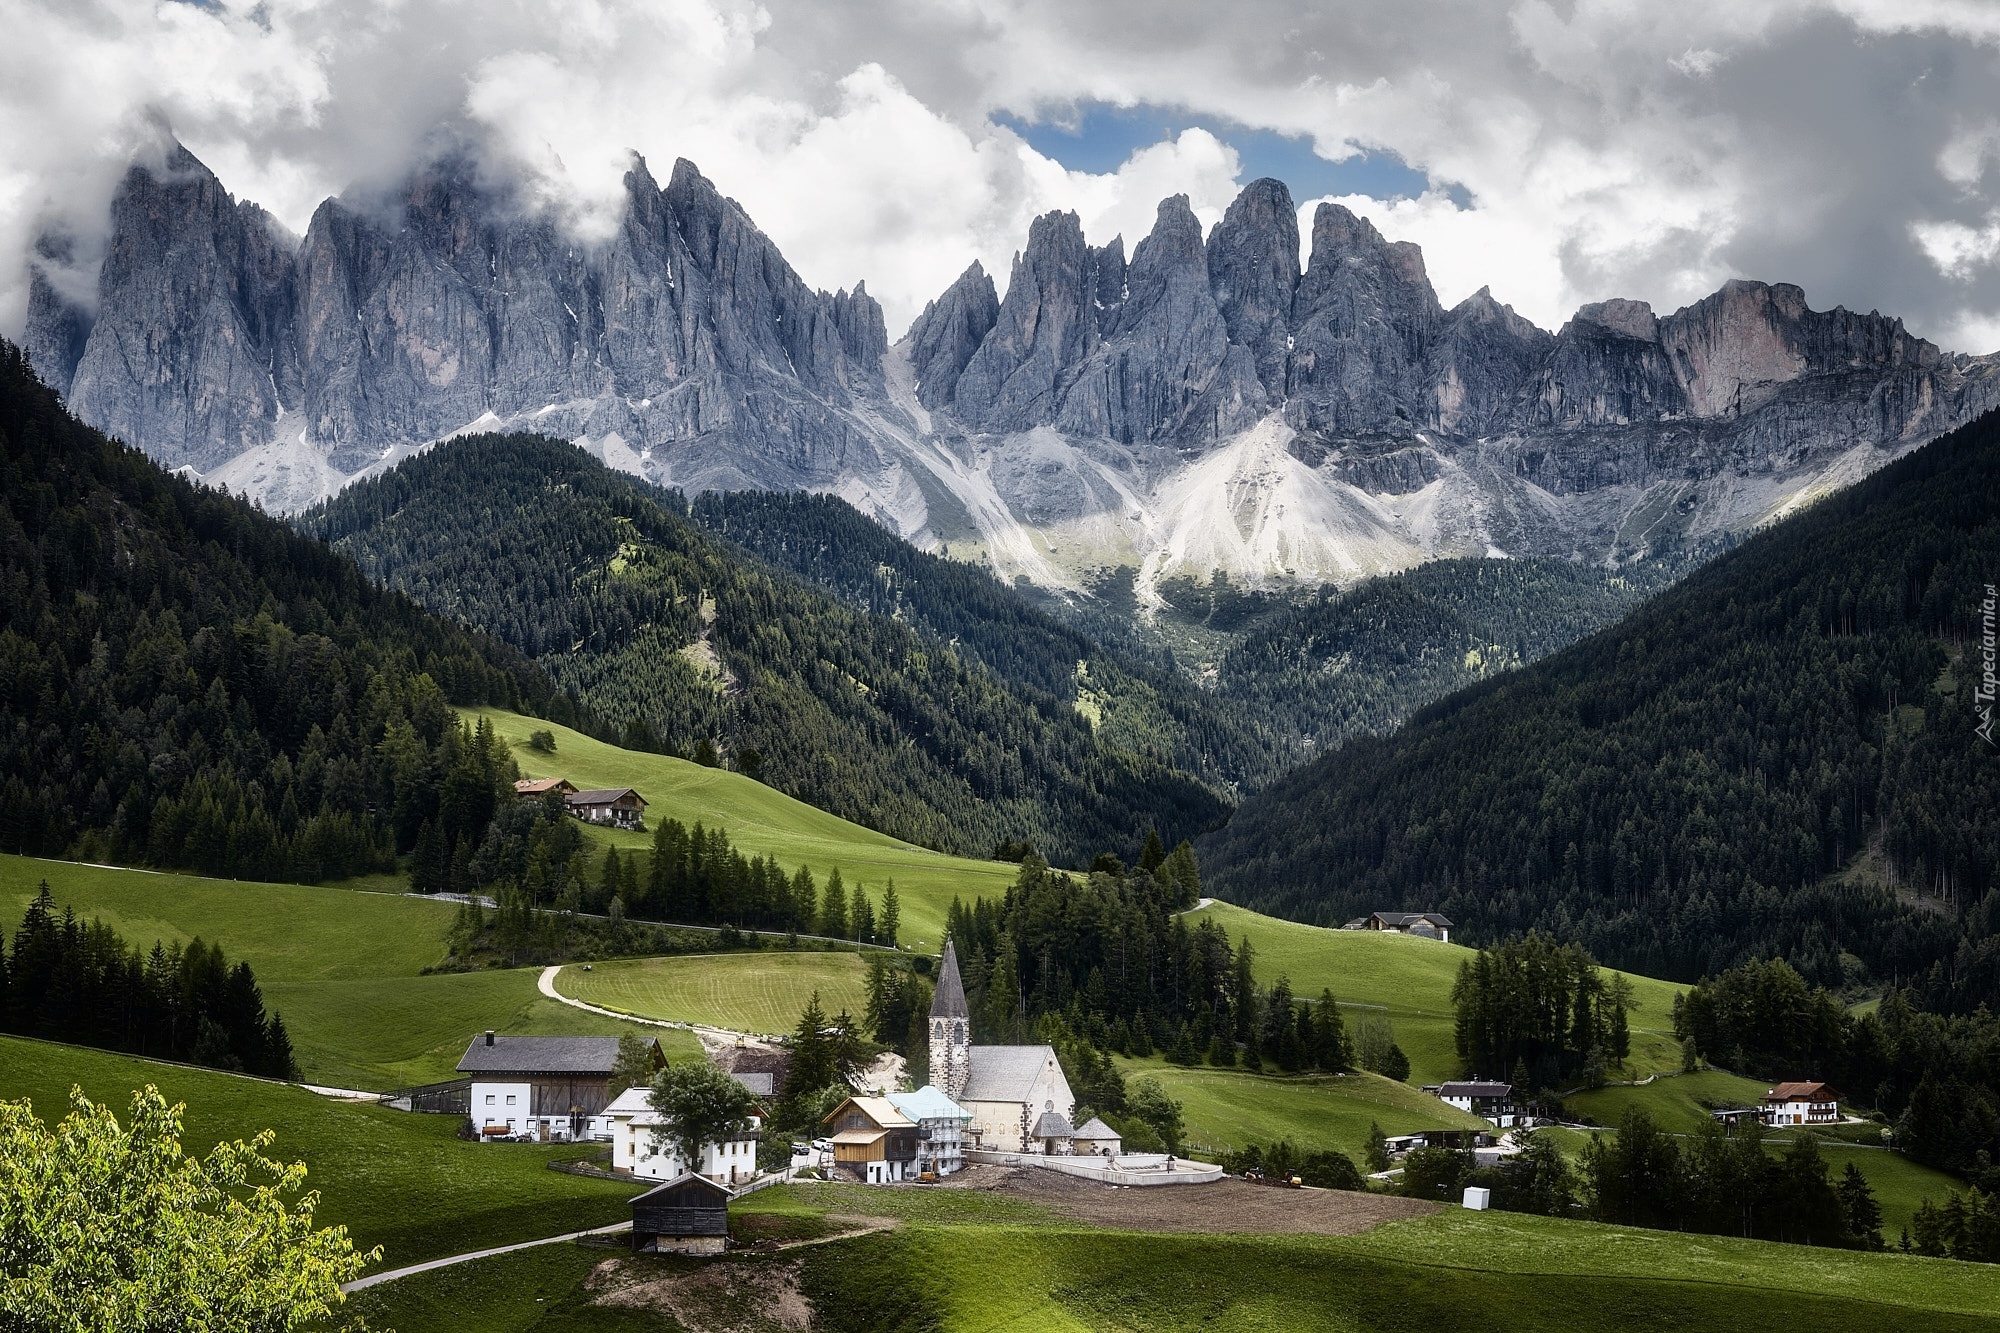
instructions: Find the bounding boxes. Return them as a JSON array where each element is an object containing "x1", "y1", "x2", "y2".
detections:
[
  {"x1": 1204, "y1": 406, "x2": 2000, "y2": 1005},
  {"x1": 1, "y1": 883, "x2": 295, "y2": 1078},
  {"x1": 303, "y1": 433, "x2": 1227, "y2": 864},
  {"x1": 0, "y1": 342, "x2": 560, "y2": 883}
]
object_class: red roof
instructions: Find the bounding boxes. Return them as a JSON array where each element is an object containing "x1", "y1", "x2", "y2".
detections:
[{"x1": 1764, "y1": 1081, "x2": 1838, "y2": 1103}]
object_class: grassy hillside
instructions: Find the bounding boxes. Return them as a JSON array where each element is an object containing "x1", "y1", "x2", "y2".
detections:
[
  {"x1": 1114, "y1": 1060, "x2": 1490, "y2": 1160},
  {"x1": 1187, "y1": 901, "x2": 1688, "y2": 1084},
  {"x1": 554, "y1": 953, "x2": 871, "y2": 1037},
  {"x1": 0, "y1": 855, "x2": 697, "y2": 1089},
  {"x1": 1567, "y1": 1069, "x2": 1778, "y2": 1131},
  {"x1": 350, "y1": 1183, "x2": 2000, "y2": 1332},
  {"x1": 473, "y1": 706, "x2": 1020, "y2": 949},
  {"x1": 0, "y1": 1036, "x2": 640, "y2": 1273}
]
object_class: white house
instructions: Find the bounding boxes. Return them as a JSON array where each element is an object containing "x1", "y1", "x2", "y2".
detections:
[
  {"x1": 457, "y1": 1032, "x2": 658, "y2": 1142},
  {"x1": 1765, "y1": 1081, "x2": 1841, "y2": 1126},
  {"x1": 1071, "y1": 1117, "x2": 1122, "y2": 1157},
  {"x1": 602, "y1": 1085, "x2": 764, "y2": 1186},
  {"x1": 885, "y1": 1085, "x2": 971, "y2": 1177},
  {"x1": 1434, "y1": 1080, "x2": 1521, "y2": 1127},
  {"x1": 928, "y1": 939, "x2": 1075, "y2": 1152}
]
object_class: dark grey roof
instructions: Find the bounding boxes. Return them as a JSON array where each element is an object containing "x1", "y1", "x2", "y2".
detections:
[
  {"x1": 457, "y1": 1035, "x2": 626, "y2": 1075},
  {"x1": 1373, "y1": 911, "x2": 1454, "y2": 929},
  {"x1": 1072, "y1": 1117, "x2": 1119, "y2": 1141},
  {"x1": 1438, "y1": 1081, "x2": 1511, "y2": 1098},
  {"x1": 567, "y1": 788, "x2": 646, "y2": 806},
  {"x1": 1032, "y1": 1110, "x2": 1074, "y2": 1138},
  {"x1": 930, "y1": 938, "x2": 969, "y2": 1019},
  {"x1": 631, "y1": 1173, "x2": 732, "y2": 1203}
]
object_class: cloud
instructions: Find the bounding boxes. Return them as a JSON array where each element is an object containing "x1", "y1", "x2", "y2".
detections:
[{"x1": 5, "y1": 0, "x2": 2000, "y2": 351}]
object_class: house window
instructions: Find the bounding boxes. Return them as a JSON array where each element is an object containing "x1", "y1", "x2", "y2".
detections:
[
  {"x1": 485, "y1": 1095, "x2": 495, "y2": 1105},
  {"x1": 506, "y1": 1095, "x2": 517, "y2": 1106}
]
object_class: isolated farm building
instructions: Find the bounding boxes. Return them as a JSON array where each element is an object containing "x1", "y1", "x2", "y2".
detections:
[
  {"x1": 928, "y1": 938, "x2": 1076, "y2": 1152},
  {"x1": 514, "y1": 777, "x2": 577, "y2": 797},
  {"x1": 1434, "y1": 1080, "x2": 1519, "y2": 1127},
  {"x1": 885, "y1": 1085, "x2": 972, "y2": 1177},
  {"x1": 458, "y1": 1032, "x2": 659, "y2": 1141},
  {"x1": 823, "y1": 1095, "x2": 919, "y2": 1183},
  {"x1": 1711, "y1": 1106, "x2": 1769, "y2": 1130},
  {"x1": 1071, "y1": 1117, "x2": 1122, "y2": 1156},
  {"x1": 630, "y1": 1173, "x2": 731, "y2": 1255},
  {"x1": 566, "y1": 787, "x2": 648, "y2": 829},
  {"x1": 1348, "y1": 912, "x2": 1454, "y2": 942},
  {"x1": 1765, "y1": 1081, "x2": 1841, "y2": 1125},
  {"x1": 603, "y1": 1085, "x2": 764, "y2": 1185}
]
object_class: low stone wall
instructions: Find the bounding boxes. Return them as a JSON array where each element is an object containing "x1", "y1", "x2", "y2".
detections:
[{"x1": 967, "y1": 1148, "x2": 1224, "y2": 1187}]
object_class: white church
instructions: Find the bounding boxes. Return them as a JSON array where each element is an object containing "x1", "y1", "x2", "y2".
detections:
[{"x1": 928, "y1": 938, "x2": 1078, "y2": 1153}]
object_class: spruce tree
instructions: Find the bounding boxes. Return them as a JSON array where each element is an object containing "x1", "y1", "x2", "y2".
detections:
[
  {"x1": 410, "y1": 820, "x2": 445, "y2": 894},
  {"x1": 850, "y1": 881, "x2": 873, "y2": 944},
  {"x1": 880, "y1": 880, "x2": 900, "y2": 949},
  {"x1": 1838, "y1": 1161, "x2": 1885, "y2": 1249},
  {"x1": 1139, "y1": 829, "x2": 1167, "y2": 874},
  {"x1": 983, "y1": 932, "x2": 1021, "y2": 1041},
  {"x1": 820, "y1": 869, "x2": 849, "y2": 939},
  {"x1": 785, "y1": 991, "x2": 839, "y2": 1102}
]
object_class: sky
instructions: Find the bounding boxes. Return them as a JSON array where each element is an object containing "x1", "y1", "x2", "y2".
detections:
[{"x1": 6, "y1": 0, "x2": 2000, "y2": 350}]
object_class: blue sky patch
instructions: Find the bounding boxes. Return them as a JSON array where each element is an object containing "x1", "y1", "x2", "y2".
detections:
[{"x1": 994, "y1": 102, "x2": 1468, "y2": 208}]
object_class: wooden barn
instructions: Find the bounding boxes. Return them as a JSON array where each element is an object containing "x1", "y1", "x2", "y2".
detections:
[{"x1": 630, "y1": 1173, "x2": 731, "y2": 1255}]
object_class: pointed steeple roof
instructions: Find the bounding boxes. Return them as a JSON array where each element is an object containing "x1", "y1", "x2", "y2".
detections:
[{"x1": 931, "y1": 937, "x2": 968, "y2": 1019}]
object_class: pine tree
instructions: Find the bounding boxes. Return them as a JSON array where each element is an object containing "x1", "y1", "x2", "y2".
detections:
[
  {"x1": 1365, "y1": 1121, "x2": 1391, "y2": 1173},
  {"x1": 850, "y1": 880, "x2": 873, "y2": 944},
  {"x1": 820, "y1": 869, "x2": 849, "y2": 939},
  {"x1": 1139, "y1": 829, "x2": 1167, "y2": 874},
  {"x1": 785, "y1": 991, "x2": 839, "y2": 1102},
  {"x1": 411, "y1": 820, "x2": 445, "y2": 894},
  {"x1": 791, "y1": 865, "x2": 817, "y2": 932},
  {"x1": 1838, "y1": 1161, "x2": 1885, "y2": 1248},
  {"x1": 1382, "y1": 1044, "x2": 1410, "y2": 1083},
  {"x1": 984, "y1": 932, "x2": 1021, "y2": 1042},
  {"x1": 880, "y1": 880, "x2": 900, "y2": 949}
]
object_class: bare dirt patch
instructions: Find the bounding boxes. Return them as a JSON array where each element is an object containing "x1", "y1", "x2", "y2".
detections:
[
  {"x1": 943, "y1": 1164, "x2": 1440, "y2": 1235},
  {"x1": 589, "y1": 1255, "x2": 811, "y2": 1332}
]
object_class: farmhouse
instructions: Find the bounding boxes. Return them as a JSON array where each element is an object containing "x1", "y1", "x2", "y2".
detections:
[
  {"x1": 1765, "y1": 1081, "x2": 1841, "y2": 1125},
  {"x1": 928, "y1": 939, "x2": 1076, "y2": 1152},
  {"x1": 514, "y1": 777, "x2": 578, "y2": 797},
  {"x1": 885, "y1": 1085, "x2": 971, "y2": 1177},
  {"x1": 630, "y1": 1174, "x2": 731, "y2": 1255},
  {"x1": 824, "y1": 1095, "x2": 920, "y2": 1183},
  {"x1": 458, "y1": 1032, "x2": 659, "y2": 1141},
  {"x1": 602, "y1": 1085, "x2": 764, "y2": 1185},
  {"x1": 1433, "y1": 1080, "x2": 1520, "y2": 1127},
  {"x1": 1341, "y1": 912, "x2": 1454, "y2": 942},
  {"x1": 567, "y1": 787, "x2": 649, "y2": 828}
]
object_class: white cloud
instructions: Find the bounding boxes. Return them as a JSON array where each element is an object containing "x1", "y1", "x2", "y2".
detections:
[{"x1": 5, "y1": 0, "x2": 2000, "y2": 349}]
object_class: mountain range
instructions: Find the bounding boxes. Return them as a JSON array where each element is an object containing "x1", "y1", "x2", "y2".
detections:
[{"x1": 26, "y1": 139, "x2": 2000, "y2": 604}]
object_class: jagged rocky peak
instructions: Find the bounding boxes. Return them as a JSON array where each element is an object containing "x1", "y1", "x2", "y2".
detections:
[
  {"x1": 905, "y1": 261, "x2": 1000, "y2": 408},
  {"x1": 951, "y1": 209, "x2": 1095, "y2": 431},
  {"x1": 1425, "y1": 286, "x2": 1554, "y2": 434},
  {"x1": 1205, "y1": 176, "x2": 1300, "y2": 398},
  {"x1": 1285, "y1": 201, "x2": 1445, "y2": 439}
]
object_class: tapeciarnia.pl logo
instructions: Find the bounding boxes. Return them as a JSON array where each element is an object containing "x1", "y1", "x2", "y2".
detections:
[{"x1": 1978, "y1": 583, "x2": 1997, "y2": 747}]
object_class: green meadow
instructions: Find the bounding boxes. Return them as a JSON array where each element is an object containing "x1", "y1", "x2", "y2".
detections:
[
  {"x1": 1186, "y1": 901, "x2": 1689, "y2": 1085},
  {"x1": 471, "y1": 707, "x2": 1022, "y2": 949},
  {"x1": 0, "y1": 1036, "x2": 641, "y2": 1273},
  {"x1": 1111, "y1": 1059, "x2": 1490, "y2": 1161},
  {"x1": 553, "y1": 952, "x2": 872, "y2": 1037},
  {"x1": 0, "y1": 855, "x2": 698, "y2": 1090},
  {"x1": 349, "y1": 1182, "x2": 2000, "y2": 1332}
]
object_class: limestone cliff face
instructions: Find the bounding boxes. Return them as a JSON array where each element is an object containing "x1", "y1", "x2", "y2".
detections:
[
  {"x1": 24, "y1": 147, "x2": 2000, "y2": 591},
  {"x1": 32, "y1": 140, "x2": 891, "y2": 489}
]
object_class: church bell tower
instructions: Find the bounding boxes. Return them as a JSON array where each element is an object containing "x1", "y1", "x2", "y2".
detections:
[{"x1": 930, "y1": 937, "x2": 970, "y2": 1100}]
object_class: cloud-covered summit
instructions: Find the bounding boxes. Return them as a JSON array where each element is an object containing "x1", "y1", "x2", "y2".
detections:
[{"x1": 7, "y1": 0, "x2": 2000, "y2": 353}]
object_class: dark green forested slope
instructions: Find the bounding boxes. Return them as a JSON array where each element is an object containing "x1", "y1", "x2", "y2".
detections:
[
  {"x1": 1203, "y1": 409, "x2": 2000, "y2": 1005},
  {"x1": 0, "y1": 341, "x2": 555, "y2": 881},
  {"x1": 1212, "y1": 557, "x2": 1672, "y2": 756},
  {"x1": 690, "y1": 490, "x2": 1277, "y2": 788},
  {"x1": 302, "y1": 435, "x2": 1227, "y2": 863}
]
